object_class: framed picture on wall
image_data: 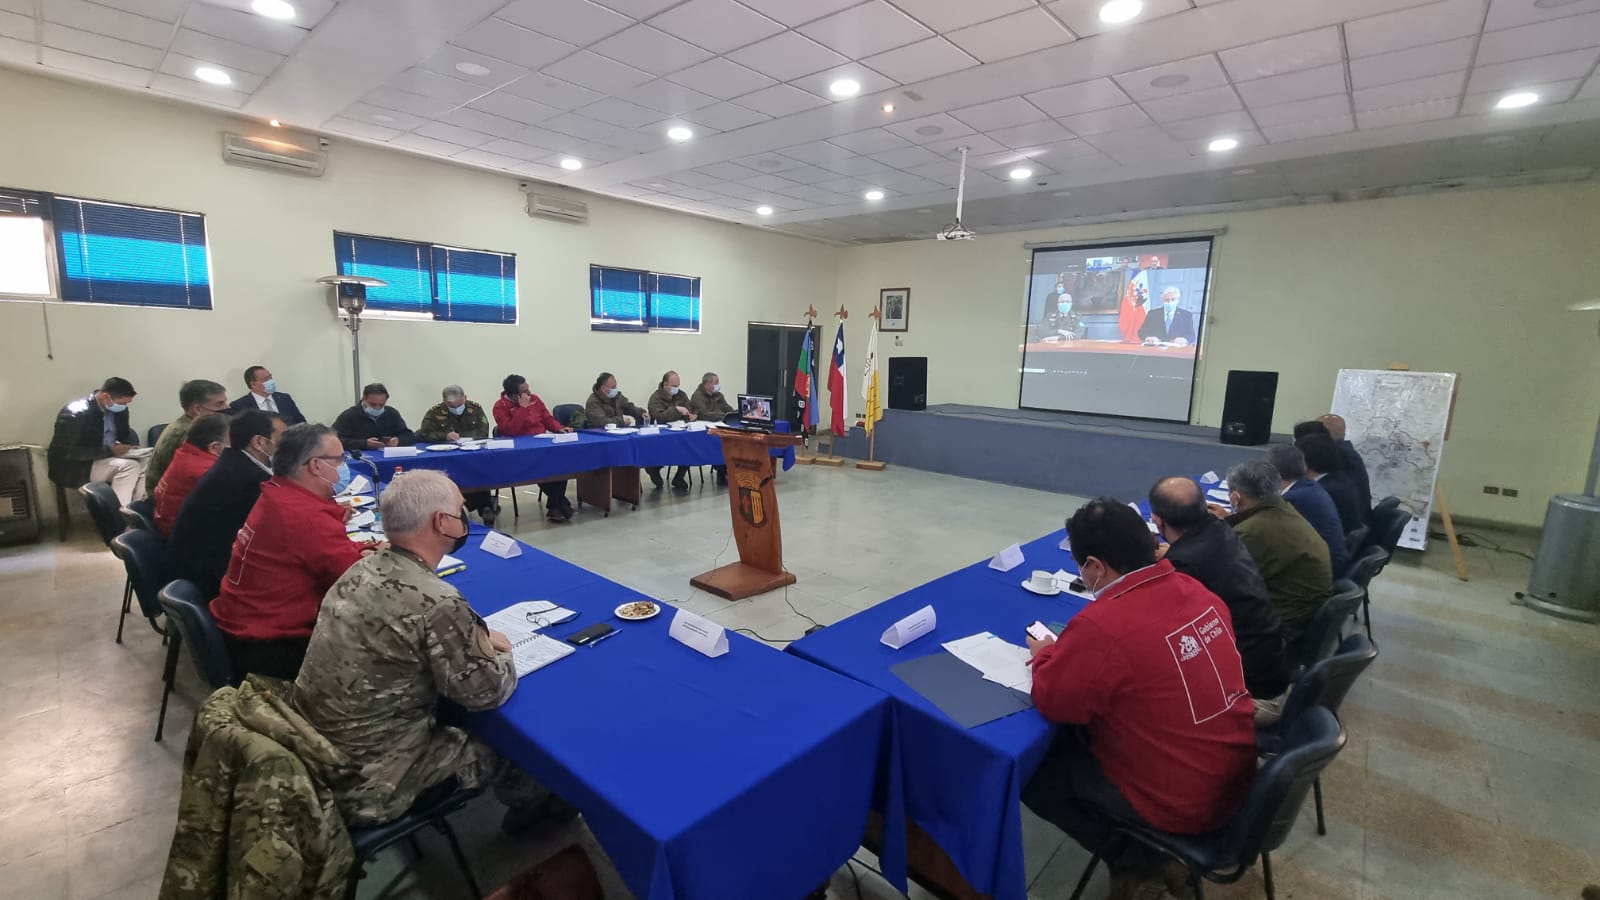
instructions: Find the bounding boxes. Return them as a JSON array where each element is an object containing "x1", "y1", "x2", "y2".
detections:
[{"x1": 880, "y1": 287, "x2": 910, "y2": 332}]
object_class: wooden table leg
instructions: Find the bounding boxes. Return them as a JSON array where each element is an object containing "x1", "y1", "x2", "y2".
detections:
[
  {"x1": 611, "y1": 467, "x2": 641, "y2": 510},
  {"x1": 575, "y1": 469, "x2": 613, "y2": 516},
  {"x1": 863, "y1": 812, "x2": 991, "y2": 900}
]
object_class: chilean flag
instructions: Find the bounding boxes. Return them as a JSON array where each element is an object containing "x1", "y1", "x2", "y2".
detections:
[{"x1": 828, "y1": 322, "x2": 848, "y2": 436}]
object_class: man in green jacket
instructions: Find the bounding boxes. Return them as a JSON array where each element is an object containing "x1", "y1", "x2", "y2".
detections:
[
  {"x1": 416, "y1": 384, "x2": 497, "y2": 525},
  {"x1": 1219, "y1": 458, "x2": 1332, "y2": 652},
  {"x1": 688, "y1": 372, "x2": 733, "y2": 485},
  {"x1": 146, "y1": 379, "x2": 229, "y2": 495}
]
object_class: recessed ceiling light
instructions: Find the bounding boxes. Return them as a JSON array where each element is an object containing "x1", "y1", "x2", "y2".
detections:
[
  {"x1": 250, "y1": 0, "x2": 295, "y2": 20},
  {"x1": 268, "y1": 118, "x2": 280, "y2": 127},
  {"x1": 882, "y1": 102, "x2": 895, "y2": 113},
  {"x1": 455, "y1": 62, "x2": 492, "y2": 77},
  {"x1": 915, "y1": 125, "x2": 943, "y2": 136},
  {"x1": 194, "y1": 66, "x2": 232, "y2": 86},
  {"x1": 829, "y1": 78, "x2": 861, "y2": 98},
  {"x1": 667, "y1": 125, "x2": 694, "y2": 141},
  {"x1": 371, "y1": 113, "x2": 396, "y2": 123},
  {"x1": 864, "y1": 189, "x2": 885, "y2": 200},
  {"x1": 559, "y1": 157, "x2": 582, "y2": 170},
  {"x1": 1495, "y1": 91, "x2": 1539, "y2": 109},
  {"x1": 1208, "y1": 136, "x2": 1239, "y2": 152},
  {"x1": 1009, "y1": 167, "x2": 1033, "y2": 180},
  {"x1": 1150, "y1": 73, "x2": 1189, "y2": 89},
  {"x1": 756, "y1": 205, "x2": 774, "y2": 216},
  {"x1": 1098, "y1": 0, "x2": 1143, "y2": 24}
]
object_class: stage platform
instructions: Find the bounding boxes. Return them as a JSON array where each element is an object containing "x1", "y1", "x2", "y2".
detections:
[{"x1": 829, "y1": 404, "x2": 1271, "y2": 501}]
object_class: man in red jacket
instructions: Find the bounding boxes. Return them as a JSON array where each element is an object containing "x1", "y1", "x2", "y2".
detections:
[
  {"x1": 152, "y1": 414, "x2": 228, "y2": 536},
  {"x1": 1023, "y1": 498, "x2": 1256, "y2": 900},
  {"x1": 211, "y1": 423, "x2": 377, "y2": 681},
  {"x1": 492, "y1": 374, "x2": 576, "y2": 523}
]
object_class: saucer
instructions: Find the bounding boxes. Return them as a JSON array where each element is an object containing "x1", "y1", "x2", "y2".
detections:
[{"x1": 1021, "y1": 579, "x2": 1061, "y2": 597}]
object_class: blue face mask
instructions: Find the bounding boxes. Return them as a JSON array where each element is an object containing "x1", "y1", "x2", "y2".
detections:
[
  {"x1": 363, "y1": 404, "x2": 384, "y2": 418},
  {"x1": 1056, "y1": 285, "x2": 1066, "y2": 295},
  {"x1": 667, "y1": 385, "x2": 680, "y2": 396},
  {"x1": 606, "y1": 388, "x2": 619, "y2": 399},
  {"x1": 106, "y1": 402, "x2": 128, "y2": 413},
  {"x1": 331, "y1": 461, "x2": 352, "y2": 494},
  {"x1": 262, "y1": 378, "x2": 277, "y2": 394},
  {"x1": 1163, "y1": 301, "x2": 1178, "y2": 312},
  {"x1": 449, "y1": 404, "x2": 466, "y2": 416},
  {"x1": 1057, "y1": 300, "x2": 1071, "y2": 313}
]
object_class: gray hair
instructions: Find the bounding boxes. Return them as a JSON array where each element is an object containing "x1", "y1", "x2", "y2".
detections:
[
  {"x1": 700, "y1": 372, "x2": 718, "y2": 387},
  {"x1": 1227, "y1": 459, "x2": 1283, "y2": 502},
  {"x1": 379, "y1": 469, "x2": 461, "y2": 536},
  {"x1": 1162, "y1": 286, "x2": 1180, "y2": 301},
  {"x1": 1263, "y1": 443, "x2": 1307, "y2": 481},
  {"x1": 441, "y1": 384, "x2": 465, "y2": 402},
  {"x1": 272, "y1": 423, "x2": 335, "y2": 478}
]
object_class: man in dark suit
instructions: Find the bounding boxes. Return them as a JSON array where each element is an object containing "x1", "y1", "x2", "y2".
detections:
[
  {"x1": 47, "y1": 376, "x2": 144, "y2": 505},
  {"x1": 1295, "y1": 417, "x2": 1372, "y2": 512},
  {"x1": 1265, "y1": 443, "x2": 1350, "y2": 577},
  {"x1": 334, "y1": 382, "x2": 415, "y2": 451},
  {"x1": 229, "y1": 364, "x2": 306, "y2": 425},
  {"x1": 163, "y1": 410, "x2": 286, "y2": 600},
  {"x1": 1297, "y1": 434, "x2": 1367, "y2": 535},
  {"x1": 1138, "y1": 287, "x2": 1197, "y2": 345}
]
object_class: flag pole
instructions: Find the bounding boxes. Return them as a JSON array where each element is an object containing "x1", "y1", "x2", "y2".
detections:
[
  {"x1": 814, "y1": 305, "x2": 848, "y2": 467},
  {"x1": 795, "y1": 304, "x2": 819, "y2": 465},
  {"x1": 857, "y1": 304, "x2": 887, "y2": 471}
]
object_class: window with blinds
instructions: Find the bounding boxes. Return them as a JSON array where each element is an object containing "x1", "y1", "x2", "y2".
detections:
[
  {"x1": 590, "y1": 265, "x2": 701, "y2": 334},
  {"x1": 0, "y1": 188, "x2": 53, "y2": 298},
  {"x1": 332, "y1": 232, "x2": 517, "y2": 324},
  {"x1": 51, "y1": 196, "x2": 212, "y2": 309}
]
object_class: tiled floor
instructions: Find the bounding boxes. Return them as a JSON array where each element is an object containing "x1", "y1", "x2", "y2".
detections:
[{"x1": 1, "y1": 463, "x2": 1596, "y2": 899}]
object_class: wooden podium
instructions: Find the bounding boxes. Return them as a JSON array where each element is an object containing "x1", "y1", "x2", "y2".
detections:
[{"x1": 691, "y1": 428, "x2": 805, "y2": 601}]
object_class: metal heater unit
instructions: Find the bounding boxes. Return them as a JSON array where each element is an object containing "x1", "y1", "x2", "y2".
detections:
[{"x1": 0, "y1": 445, "x2": 43, "y2": 545}]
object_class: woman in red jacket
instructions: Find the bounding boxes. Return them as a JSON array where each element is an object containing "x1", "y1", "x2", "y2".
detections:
[{"x1": 492, "y1": 374, "x2": 576, "y2": 522}]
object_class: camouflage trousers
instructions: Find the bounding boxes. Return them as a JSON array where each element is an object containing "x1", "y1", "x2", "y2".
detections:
[{"x1": 339, "y1": 725, "x2": 548, "y2": 827}]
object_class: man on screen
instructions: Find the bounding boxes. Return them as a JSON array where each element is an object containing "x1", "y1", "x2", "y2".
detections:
[
  {"x1": 1034, "y1": 289, "x2": 1083, "y2": 342},
  {"x1": 1139, "y1": 287, "x2": 1197, "y2": 345}
]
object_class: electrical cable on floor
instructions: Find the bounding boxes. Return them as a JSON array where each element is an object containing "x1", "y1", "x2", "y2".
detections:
[{"x1": 1427, "y1": 529, "x2": 1536, "y2": 561}]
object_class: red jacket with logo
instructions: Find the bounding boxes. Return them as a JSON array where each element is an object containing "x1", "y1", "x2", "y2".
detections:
[
  {"x1": 1031, "y1": 560, "x2": 1257, "y2": 833},
  {"x1": 492, "y1": 394, "x2": 564, "y2": 436},
  {"x1": 154, "y1": 442, "x2": 218, "y2": 536}
]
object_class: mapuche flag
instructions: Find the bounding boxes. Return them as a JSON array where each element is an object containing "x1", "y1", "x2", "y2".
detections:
[{"x1": 794, "y1": 328, "x2": 818, "y2": 430}]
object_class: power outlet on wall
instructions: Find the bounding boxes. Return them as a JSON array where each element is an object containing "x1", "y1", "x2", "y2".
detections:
[
  {"x1": 1502, "y1": 488, "x2": 1519, "y2": 498},
  {"x1": 1482, "y1": 486, "x2": 1500, "y2": 494}
]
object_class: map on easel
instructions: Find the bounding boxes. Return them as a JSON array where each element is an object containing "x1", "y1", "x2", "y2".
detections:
[{"x1": 1332, "y1": 369, "x2": 1456, "y2": 551}]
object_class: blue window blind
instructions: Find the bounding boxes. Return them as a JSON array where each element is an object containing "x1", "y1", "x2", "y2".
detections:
[
  {"x1": 591, "y1": 265, "x2": 701, "y2": 333},
  {"x1": 333, "y1": 232, "x2": 517, "y2": 323},
  {"x1": 433, "y1": 246, "x2": 517, "y2": 324},
  {"x1": 333, "y1": 232, "x2": 433, "y2": 316},
  {"x1": 649, "y1": 273, "x2": 701, "y2": 332},
  {"x1": 52, "y1": 197, "x2": 211, "y2": 309}
]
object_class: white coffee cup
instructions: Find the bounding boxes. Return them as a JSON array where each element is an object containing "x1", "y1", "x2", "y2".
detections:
[
  {"x1": 1027, "y1": 570, "x2": 1056, "y2": 592},
  {"x1": 604, "y1": 423, "x2": 618, "y2": 431}
]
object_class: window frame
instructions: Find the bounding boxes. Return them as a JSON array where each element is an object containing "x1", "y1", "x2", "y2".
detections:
[
  {"x1": 333, "y1": 230, "x2": 519, "y2": 325},
  {"x1": 0, "y1": 190, "x2": 60, "y2": 302},
  {"x1": 589, "y1": 263, "x2": 702, "y2": 334}
]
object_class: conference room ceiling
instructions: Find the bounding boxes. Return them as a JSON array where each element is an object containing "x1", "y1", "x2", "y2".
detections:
[{"x1": 3, "y1": 0, "x2": 1600, "y2": 244}]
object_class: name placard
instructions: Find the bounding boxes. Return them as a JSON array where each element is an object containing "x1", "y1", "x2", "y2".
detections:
[
  {"x1": 669, "y1": 609, "x2": 729, "y2": 658},
  {"x1": 384, "y1": 446, "x2": 420, "y2": 458},
  {"x1": 988, "y1": 543, "x2": 1024, "y2": 572},
  {"x1": 480, "y1": 531, "x2": 521, "y2": 559},
  {"x1": 881, "y1": 605, "x2": 936, "y2": 650},
  {"x1": 552, "y1": 432, "x2": 579, "y2": 444},
  {"x1": 485, "y1": 438, "x2": 515, "y2": 449},
  {"x1": 638, "y1": 425, "x2": 662, "y2": 436}
]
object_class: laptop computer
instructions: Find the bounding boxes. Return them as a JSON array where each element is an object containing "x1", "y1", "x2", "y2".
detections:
[{"x1": 734, "y1": 394, "x2": 775, "y2": 432}]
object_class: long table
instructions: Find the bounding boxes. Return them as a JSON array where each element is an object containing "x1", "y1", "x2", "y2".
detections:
[{"x1": 449, "y1": 526, "x2": 892, "y2": 900}]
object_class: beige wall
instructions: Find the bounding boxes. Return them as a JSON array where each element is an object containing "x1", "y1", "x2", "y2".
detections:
[
  {"x1": 0, "y1": 70, "x2": 835, "y2": 518},
  {"x1": 832, "y1": 184, "x2": 1600, "y2": 526}
]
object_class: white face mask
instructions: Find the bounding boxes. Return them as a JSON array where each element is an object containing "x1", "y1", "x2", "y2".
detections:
[{"x1": 668, "y1": 385, "x2": 680, "y2": 396}]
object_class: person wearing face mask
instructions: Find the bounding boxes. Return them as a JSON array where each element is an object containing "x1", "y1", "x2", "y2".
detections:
[
  {"x1": 334, "y1": 382, "x2": 416, "y2": 451},
  {"x1": 164, "y1": 411, "x2": 286, "y2": 600},
  {"x1": 152, "y1": 414, "x2": 229, "y2": 536},
  {"x1": 688, "y1": 372, "x2": 732, "y2": 485},
  {"x1": 418, "y1": 384, "x2": 497, "y2": 525},
  {"x1": 1139, "y1": 286, "x2": 1197, "y2": 346},
  {"x1": 644, "y1": 370, "x2": 697, "y2": 490},
  {"x1": 1023, "y1": 498, "x2": 1256, "y2": 900},
  {"x1": 1035, "y1": 287, "x2": 1083, "y2": 342},
  {"x1": 48, "y1": 376, "x2": 144, "y2": 506},
  {"x1": 229, "y1": 364, "x2": 306, "y2": 425},
  {"x1": 210, "y1": 423, "x2": 379, "y2": 682},
  {"x1": 146, "y1": 379, "x2": 231, "y2": 496},
  {"x1": 294, "y1": 470, "x2": 575, "y2": 833},
  {"x1": 584, "y1": 371, "x2": 644, "y2": 429},
  {"x1": 492, "y1": 374, "x2": 577, "y2": 523}
]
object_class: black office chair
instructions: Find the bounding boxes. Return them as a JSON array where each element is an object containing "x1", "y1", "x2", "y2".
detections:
[
  {"x1": 1258, "y1": 634, "x2": 1379, "y2": 835},
  {"x1": 344, "y1": 779, "x2": 485, "y2": 900},
  {"x1": 1368, "y1": 504, "x2": 1410, "y2": 572},
  {"x1": 552, "y1": 403, "x2": 584, "y2": 429},
  {"x1": 1343, "y1": 546, "x2": 1389, "y2": 640},
  {"x1": 1067, "y1": 707, "x2": 1347, "y2": 900},
  {"x1": 78, "y1": 481, "x2": 126, "y2": 547},
  {"x1": 146, "y1": 423, "x2": 167, "y2": 447},
  {"x1": 1289, "y1": 580, "x2": 1364, "y2": 671},
  {"x1": 1371, "y1": 495, "x2": 1401, "y2": 517},
  {"x1": 122, "y1": 498, "x2": 156, "y2": 532},
  {"x1": 156, "y1": 579, "x2": 237, "y2": 743},
  {"x1": 109, "y1": 528, "x2": 168, "y2": 645},
  {"x1": 1342, "y1": 524, "x2": 1369, "y2": 561}
]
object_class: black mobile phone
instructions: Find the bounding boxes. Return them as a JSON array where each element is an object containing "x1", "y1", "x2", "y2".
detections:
[{"x1": 567, "y1": 623, "x2": 617, "y2": 646}]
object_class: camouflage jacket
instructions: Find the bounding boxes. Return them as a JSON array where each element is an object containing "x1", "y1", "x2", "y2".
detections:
[
  {"x1": 416, "y1": 400, "x2": 490, "y2": 442},
  {"x1": 687, "y1": 387, "x2": 732, "y2": 422},
  {"x1": 146, "y1": 415, "x2": 192, "y2": 495},
  {"x1": 160, "y1": 676, "x2": 358, "y2": 900}
]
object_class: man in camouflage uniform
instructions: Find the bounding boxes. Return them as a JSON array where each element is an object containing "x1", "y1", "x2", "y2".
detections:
[
  {"x1": 415, "y1": 383, "x2": 498, "y2": 526},
  {"x1": 146, "y1": 378, "x2": 230, "y2": 495},
  {"x1": 293, "y1": 470, "x2": 563, "y2": 830},
  {"x1": 688, "y1": 372, "x2": 733, "y2": 485}
]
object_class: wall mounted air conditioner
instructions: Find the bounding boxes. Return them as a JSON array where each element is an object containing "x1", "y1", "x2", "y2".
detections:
[
  {"x1": 526, "y1": 193, "x2": 589, "y2": 225},
  {"x1": 221, "y1": 131, "x2": 327, "y2": 177}
]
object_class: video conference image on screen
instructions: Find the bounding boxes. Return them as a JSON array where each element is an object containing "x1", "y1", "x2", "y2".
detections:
[{"x1": 1018, "y1": 237, "x2": 1214, "y2": 423}]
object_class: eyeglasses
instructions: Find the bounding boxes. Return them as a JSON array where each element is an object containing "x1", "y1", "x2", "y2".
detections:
[{"x1": 525, "y1": 609, "x2": 579, "y2": 629}]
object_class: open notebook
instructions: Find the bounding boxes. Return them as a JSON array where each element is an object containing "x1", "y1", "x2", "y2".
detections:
[{"x1": 483, "y1": 601, "x2": 577, "y2": 677}]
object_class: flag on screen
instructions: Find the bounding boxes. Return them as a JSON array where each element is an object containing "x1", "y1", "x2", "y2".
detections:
[
  {"x1": 861, "y1": 320, "x2": 882, "y2": 435},
  {"x1": 1118, "y1": 268, "x2": 1150, "y2": 343},
  {"x1": 828, "y1": 322, "x2": 848, "y2": 436},
  {"x1": 795, "y1": 328, "x2": 818, "y2": 430}
]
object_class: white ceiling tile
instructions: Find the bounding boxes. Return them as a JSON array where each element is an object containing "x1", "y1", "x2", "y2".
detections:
[
  {"x1": 780, "y1": 140, "x2": 858, "y2": 164},
  {"x1": 1262, "y1": 114, "x2": 1355, "y2": 142},
  {"x1": 602, "y1": 128, "x2": 678, "y2": 151},
  {"x1": 542, "y1": 50, "x2": 655, "y2": 93},
  {"x1": 498, "y1": 0, "x2": 631, "y2": 45},
  {"x1": 0, "y1": 8, "x2": 30, "y2": 40},
  {"x1": 828, "y1": 156, "x2": 899, "y2": 176},
  {"x1": 85, "y1": 0, "x2": 184, "y2": 22},
  {"x1": 467, "y1": 91, "x2": 561, "y2": 125},
  {"x1": 390, "y1": 133, "x2": 472, "y2": 156},
  {"x1": 339, "y1": 101, "x2": 426, "y2": 131},
  {"x1": 1056, "y1": 103, "x2": 1152, "y2": 136},
  {"x1": 1233, "y1": 63, "x2": 1347, "y2": 106},
  {"x1": 418, "y1": 45, "x2": 528, "y2": 89},
  {"x1": 323, "y1": 117, "x2": 404, "y2": 142},
  {"x1": 814, "y1": 175, "x2": 871, "y2": 192},
  {"x1": 870, "y1": 144, "x2": 943, "y2": 167},
  {"x1": 788, "y1": 63, "x2": 898, "y2": 99},
  {"x1": 1249, "y1": 93, "x2": 1351, "y2": 127},
  {"x1": 861, "y1": 37, "x2": 978, "y2": 84},
  {"x1": 501, "y1": 75, "x2": 605, "y2": 110},
  {"x1": 149, "y1": 71, "x2": 249, "y2": 107},
  {"x1": 1023, "y1": 81, "x2": 1127, "y2": 122},
  {"x1": 660, "y1": 170, "x2": 719, "y2": 187},
  {"x1": 884, "y1": 111, "x2": 975, "y2": 143},
  {"x1": 364, "y1": 87, "x2": 457, "y2": 119},
  {"x1": 1140, "y1": 85, "x2": 1243, "y2": 122},
  {"x1": 1486, "y1": 0, "x2": 1600, "y2": 30},
  {"x1": 945, "y1": 8, "x2": 1073, "y2": 64},
  {"x1": 487, "y1": 134, "x2": 580, "y2": 158},
  {"x1": 40, "y1": 23, "x2": 163, "y2": 68},
  {"x1": 889, "y1": 0, "x2": 1035, "y2": 32},
  {"x1": 440, "y1": 106, "x2": 532, "y2": 138},
  {"x1": 42, "y1": 0, "x2": 170, "y2": 47},
  {"x1": 158, "y1": 51, "x2": 264, "y2": 91},
  {"x1": 171, "y1": 28, "x2": 284, "y2": 77},
  {"x1": 988, "y1": 119, "x2": 1073, "y2": 147},
  {"x1": 1161, "y1": 109, "x2": 1256, "y2": 140},
  {"x1": 649, "y1": 0, "x2": 784, "y2": 53},
  {"x1": 733, "y1": 83, "x2": 831, "y2": 116},
  {"x1": 413, "y1": 120, "x2": 498, "y2": 148},
  {"x1": 569, "y1": 141, "x2": 636, "y2": 163},
  {"x1": 180, "y1": 4, "x2": 307, "y2": 55},
  {"x1": 905, "y1": 161, "x2": 960, "y2": 185},
  {"x1": 1173, "y1": 129, "x2": 1263, "y2": 156},
  {"x1": 1345, "y1": 0, "x2": 1486, "y2": 59},
  {"x1": 667, "y1": 57, "x2": 777, "y2": 99},
  {"x1": 1352, "y1": 71, "x2": 1466, "y2": 110},
  {"x1": 621, "y1": 78, "x2": 721, "y2": 114},
  {"x1": 697, "y1": 161, "x2": 764, "y2": 180},
  {"x1": 681, "y1": 100, "x2": 771, "y2": 130},
  {"x1": 388, "y1": 68, "x2": 486, "y2": 104},
  {"x1": 1045, "y1": 0, "x2": 1192, "y2": 38},
  {"x1": 453, "y1": 148, "x2": 536, "y2": 170},
  {"x1": 39, "y1": 47, "x2": 149, "y2": 86},
  {"x1": 1219, "y1": 27, "x2": 1343, "y2": 82},
  {"x1": 1084, "y1": 124, "x2": 1186, "y2": 153},
  {"x1": 736, "y1": 0, "x2": 861, "y2": 27},
  {"x1": 452, "y1": 20, "x2": 576, "y2": 70},
  {"x1": 923, "y1": 133, "x2": 1006, "y2": 156},
  {"x1": 1475, "y1": 11, "x2": 1600, "y2": 66},
  {"x1": 799, "y1": 1, "x2": 935, "y2": 59},
  {"x1": 1460, "y1": 78, "x2": 1582, "y2": 113},
  {"x1": 949, "y1": 96, "x2": 1047, "y2": 131},
  {"x1": 739, "y1": 153, "x2": 807, "y2": 172},
  {"x1": 828, "y1": 127, "x2": 913, "y2": 154},
  {"x1": 1349, "y1": 37, "x2": 1475, "y2": 90},
  {"x1": 590, "y1": 25, "x2": 712, "y2": 76},
  {"x1": 578, "y1": 96, "x2": 667, "y2": 127},
  {"x1": 1467, "y1": 47, "x2": 1600, "y2": 93},
  {"x1": 1356, "y1": 97, "x2": 1458, "y2": 129},
  {"x1": 779, "y1": 163, "x2": 843, "y2": 183},
  {"x1": 1115, "y1": 54, "x2": 1230, "y2": 101},
  {"x1": 541, "y1": 111, "x2": 624, "y2": 140},
  {"x1": 593, "y1": 0, "x2": 679, "y2": 15},
  {"x1": 726, "y1": 31, "x2": 848, "y2": 81}
]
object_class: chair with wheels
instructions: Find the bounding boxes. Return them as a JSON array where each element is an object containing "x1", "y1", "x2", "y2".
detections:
[
  {"x1": 345, "y1": 779, "x2": 485, "y2": 900},
  {"x1": 79, "y1": 481, "x2": 126, "y2": 548},
  {"x1": 1343, "y1": 546, "x2": 1389, "y2": 640},
  {"x1": 122, "y1": 498, "x2": 156, "y2": 532},
  {"x1": 156, "y1": 579, "x2": 237, "y2": 743},
  {"x1": 1257, "y1": 634, "x2": 1379, "y2": 835},
  {"x1": 1067, "y1": 707, "x2": 1347, "y2": 900},
  {"x1": 109, "y1": 528, "x2": 169, "y2": 646},
  {"x1": 1288, "y1": 580, "x2": 1364, "y2": 671}
]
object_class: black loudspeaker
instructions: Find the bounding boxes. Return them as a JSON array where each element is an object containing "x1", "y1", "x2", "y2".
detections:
[
  {"x1": 888, "y1": 357, "x2": 927, "y2": 411},
  {"x1": 1220, "y1": 370, "x2": 1278, "y2": 446}
]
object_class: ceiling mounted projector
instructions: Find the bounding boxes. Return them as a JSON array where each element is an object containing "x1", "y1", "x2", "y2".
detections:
[{"x1": 935, "y1": 146, "x2": 977, "y2": 241}]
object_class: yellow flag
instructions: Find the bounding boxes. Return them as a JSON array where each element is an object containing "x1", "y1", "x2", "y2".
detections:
[{"x1": 861, "y1": 321, "x2": 883, "y2": 434}]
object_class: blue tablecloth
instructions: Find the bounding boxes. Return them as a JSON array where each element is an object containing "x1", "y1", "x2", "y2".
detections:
[
  {"x1": 450, "y1": 527, "x2": 892, "y2": 900},
  {"x1": 786, "y1": 528, "x2": 1090, "y2": 900}
]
